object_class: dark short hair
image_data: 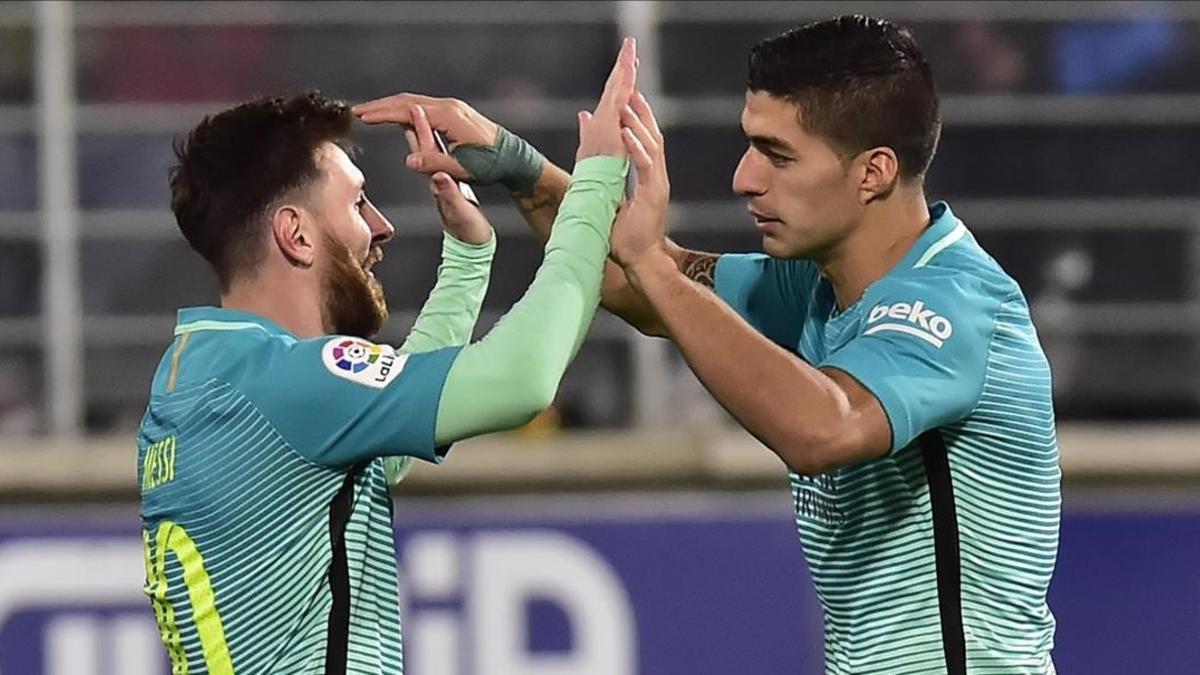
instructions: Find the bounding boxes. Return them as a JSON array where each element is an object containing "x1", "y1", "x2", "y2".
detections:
[
  {"x1": 747, "y1": 15, "x2": 941, "y2": 180},
  {"x1": 169, "y1": 92, "x2": 354, "y2": 290}
]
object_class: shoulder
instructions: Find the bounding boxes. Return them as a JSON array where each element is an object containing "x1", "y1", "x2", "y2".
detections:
[
  {"x1": 716, "y1": 253, "x2": 820, "y2": 295},
  {"x1": 859, "y1": 260, "x2": 1016, "y2": 352},
  {"x1": 880, "y1": 231, "x2": 1025, "y2": 308},
  {"x1": 177, "y1": 329, "x2": 374, "y2": 394},
  {"x1": 153, "y1": 327, "x2": 281, "y2": 390},
  {"x1": 227, "y1": 333, "x2": 409, "y2": 393},
  {"x1": 718, "y1": 252, "x2": 818, "y2": 276},
  {"x1": 307, "y1": 335, "x2": 410, "y2": 390}
]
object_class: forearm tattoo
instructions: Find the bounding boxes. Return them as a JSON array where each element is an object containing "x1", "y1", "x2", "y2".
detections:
[
  {"x1": 516, "y1": 183, "x2": 562, "y2": 217},
  {"x1": 681, "y1": 251, "x2": 718, "y2": 288}
]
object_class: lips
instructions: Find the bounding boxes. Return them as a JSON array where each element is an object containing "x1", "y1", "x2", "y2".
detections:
[
  {"x1": 363, "y1": 248, "x2": 383, "y2": 272},
  {"x1": 749, "y1": 212, "x2": 782, "y2": 234},
  {"x1": 748, "y1": 206, "x2": 781, "y2": 225}
]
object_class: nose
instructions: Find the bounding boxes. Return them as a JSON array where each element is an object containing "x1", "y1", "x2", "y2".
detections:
[
  {"x1": 732, "y1": 148, "x2": 766, "y2": 198},
  {"x1": 363, "y1": 199, "x2": 394, "y2": 244}
]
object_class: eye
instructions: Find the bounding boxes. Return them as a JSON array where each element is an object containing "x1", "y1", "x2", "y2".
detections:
[
  {"x1": 355, "y1": 194, "x2": 367, "y2": 210},
  {"x1": 765, "y1": 151, "x2": 793, "y2": 168}
]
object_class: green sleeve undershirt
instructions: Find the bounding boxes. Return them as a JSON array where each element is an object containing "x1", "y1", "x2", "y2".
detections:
[
  {"x1": 385, "y1": 231, "x2": 495, "y2": 484},
  {"x1": 432, "y1": 155, "x2": 628, "y2": 446},
  {"x1": 400, "y1": 231, "x2": 495, "y2": 354}
]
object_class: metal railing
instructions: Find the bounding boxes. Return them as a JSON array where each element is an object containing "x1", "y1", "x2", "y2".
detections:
[{"x1": 1, "y1": 0, "x2": 1198, "y2": 438}]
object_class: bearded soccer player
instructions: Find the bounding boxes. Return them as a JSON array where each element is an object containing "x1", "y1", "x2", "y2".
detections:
[
  {"x1": 361, "y1": 17, "x2": 1060, "y2": 675},
  {"x1": 137, "y1": 39, "x2": 638, "y2": 674}
]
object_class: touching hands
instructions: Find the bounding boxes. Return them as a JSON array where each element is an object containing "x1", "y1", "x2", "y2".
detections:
[
  {"x1": 387, "y1": 101, "x2": 493, "y2": 245},
  {"x1": 353, "y1": 92, "x2": 544, "y2": 197},
  {"x1": 353, "y1": 93, "x2": 498, "y2": 182},
  {"x1": 575, "y1": 37, "x2": 639, "y2": 162},
  {"x1": 610, "y1": 90, "x2": 671, "y2": 270}
]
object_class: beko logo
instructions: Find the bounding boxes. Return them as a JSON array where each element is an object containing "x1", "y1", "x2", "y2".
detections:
[{"x1": 865, "y1": 300, "x2": 954, "y2": 348}]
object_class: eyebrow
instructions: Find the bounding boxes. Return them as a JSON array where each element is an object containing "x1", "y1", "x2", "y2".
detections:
[{"x1": 740, "y1": 123, "x2": 796, "y2": 155}]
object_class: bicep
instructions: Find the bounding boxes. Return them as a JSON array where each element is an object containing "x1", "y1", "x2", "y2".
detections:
[
  {"x1": 819, "y1": 366, "x2": 893, "y2": 465},
  {"x1": 432, "y1": 340, "x2": 548, "y2": 445},
  {"x1": 820, "y1": 284, "x2": 993, "y2": 452}
]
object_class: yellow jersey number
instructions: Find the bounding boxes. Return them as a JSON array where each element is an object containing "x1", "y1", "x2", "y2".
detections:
[{"x1": 143, "y1": 521, "x2": 234, "y2": 674}]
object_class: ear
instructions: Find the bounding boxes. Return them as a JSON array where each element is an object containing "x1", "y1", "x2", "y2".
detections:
[
  {"x1": 857, "y1": 146, "x2": 900, "y2": 204},
  {"x1": 270, "y1": 204, "x2": 315, "y2": 267}
]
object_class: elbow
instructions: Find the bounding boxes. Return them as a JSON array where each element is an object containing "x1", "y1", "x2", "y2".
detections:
[
  {"x1": 604, "y1": 302, "x2": 668, "y2": 338},
  {"x1": 516, "y1": 380, "x2": 558, "y2": 422},
  {"x1": 497, "y1": 361, "x2": 560, "y2": 428},
  {"x1": 630, "y1": 317, "x2": 668, "y2": 339}
]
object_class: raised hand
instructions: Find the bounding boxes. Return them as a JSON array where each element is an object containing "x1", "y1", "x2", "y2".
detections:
[
  {"x1": 353, "y1": 91, "x2": 547, "y2": 197},
  {"x1": 352, "y1": 93, "x2": 499, "y2": 181},
  {"x1": 610, "y1": 90, "x2": 671, "y2": 268},
  {"x1": 575, "y1": 37, "x2": 638, "y2": 162},
  {"x1": 408, "y1": 103, "x2": 493, "y2": 245}
]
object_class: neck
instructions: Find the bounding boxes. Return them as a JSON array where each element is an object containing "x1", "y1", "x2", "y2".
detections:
[
  {"x1": 820, "y1": 189, "x2": 930, "y2": 310},
  {"x1": 220, "y1": 269, "x2": 326, "y2": 339}
]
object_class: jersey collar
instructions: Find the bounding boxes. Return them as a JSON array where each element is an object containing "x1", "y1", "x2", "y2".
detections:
[
  {"x1": 174, "y1": 307, "x2": 294, "y2": 337},
  {"x1": 896, "y1": 201, "x2": 968, "y2": 271}
]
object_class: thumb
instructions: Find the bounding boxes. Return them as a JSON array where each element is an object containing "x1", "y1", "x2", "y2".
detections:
[
  {"x1": 429, "y1": 172, "x2": 473, "y2": 213},
  {"x1": 406, "y1": 151, "x2": 468, "y2": 179},
  {"x1": 430, "y1": 172, "x2": 490, "y2": 240},
  {"x1": 430, "y1": 171, "x2": 460, "y2": 199},
  {"x1": 577, "y1": 110, "x2": 593, "y2": 142}
]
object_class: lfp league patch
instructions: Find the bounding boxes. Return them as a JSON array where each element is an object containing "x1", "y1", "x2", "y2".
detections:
[{"x1": 321, "y1": 337, "x2": 408, "y2": 389}]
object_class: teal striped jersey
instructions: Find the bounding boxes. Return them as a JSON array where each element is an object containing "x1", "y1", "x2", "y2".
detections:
[
  {"x1": 715, "y1": 202, "x2": 1060, "y2": 674},
  {"x1": 137, "y1": 307, "x2": 459, "y2": 674}
]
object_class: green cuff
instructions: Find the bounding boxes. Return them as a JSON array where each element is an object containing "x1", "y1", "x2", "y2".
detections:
[
  {"x1": 571, "y1": 154, "x2": 631, "y2": 179},
  {"x1": 443, "y1": 229, "x2": 497, "y2": 263}
]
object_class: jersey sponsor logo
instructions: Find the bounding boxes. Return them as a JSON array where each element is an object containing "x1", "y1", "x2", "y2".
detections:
[
  {"x1": 792, "y1": 474, "x2": 846, "y2": 526},
  {"x1": 322, "y1": 338, "x2": 408, "y2": 388},
  {"x1": 865, "y1": 300, "x2": 954, "y2": 348}
]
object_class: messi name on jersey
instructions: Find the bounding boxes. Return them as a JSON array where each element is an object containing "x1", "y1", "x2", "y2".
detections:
[{"x1": 141, "y1": 435, "x2": 178, "y2": 492}]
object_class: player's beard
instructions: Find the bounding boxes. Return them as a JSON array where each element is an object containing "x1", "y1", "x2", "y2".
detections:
[{"x1": 319, "y1": 232, "x2": 388, "y2": 339}]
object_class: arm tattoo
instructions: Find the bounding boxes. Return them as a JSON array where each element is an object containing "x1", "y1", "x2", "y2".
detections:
[
  {"x1": 681, "y1": 251, "x2": 719, "y2": 288},
  {"x1": 516, "y1": 184, "x2": 562, "y2": 216}
]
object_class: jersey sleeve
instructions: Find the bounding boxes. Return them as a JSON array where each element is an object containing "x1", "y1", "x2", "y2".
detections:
[
  {"x1": 238, "y1": 336, "x2": 461, "y2": 468},
  {"x1": 819, "y1": 273, "x2": 999, "y2": 453},
  {"x1": 714, "y1": 254, "x2": 815, "y2": 349}
]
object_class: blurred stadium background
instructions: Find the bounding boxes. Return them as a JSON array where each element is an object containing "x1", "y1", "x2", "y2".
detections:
[{"x1": 0, "y1": 1, "x2": 1198, "y2": 673}]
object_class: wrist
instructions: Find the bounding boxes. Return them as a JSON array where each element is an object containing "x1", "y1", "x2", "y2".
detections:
[
  {"x1": 444, "y1": 227, "x2": 496, "y2": 258},
  {"x1": 495, "y1": 128, "x2": 545, "y2": 196},
  {"x1": 622, "y1": 246, "x2": 678, "y2": 294},
  {"x1": 453, "y1": 127, "x2": 545, "y2": 196}
]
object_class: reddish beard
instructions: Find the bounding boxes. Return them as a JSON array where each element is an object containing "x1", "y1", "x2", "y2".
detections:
[{"x1": 320, "y1": 233, "x2": 388, "y2": 338}]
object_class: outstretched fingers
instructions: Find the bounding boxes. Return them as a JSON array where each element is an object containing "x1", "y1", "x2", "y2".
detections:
[
  {"x1": 620, "y1": 104, "x2": 657, "y2": 156},
  {"x1": 620, "y1": 103, "x2": 667, "y2": 194},
  {"x1": 353, "y1": 93, "x2": 431, "y2": 123},
  {"x1": 622, "y1": 127, "x2": 653, "y2": 174},
  {"x1": 594, "y1": 37, "x2": 638, "y2": 119},
  {"x1": 630, "y1": 90, "x2": 664, "y2": 147}
]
